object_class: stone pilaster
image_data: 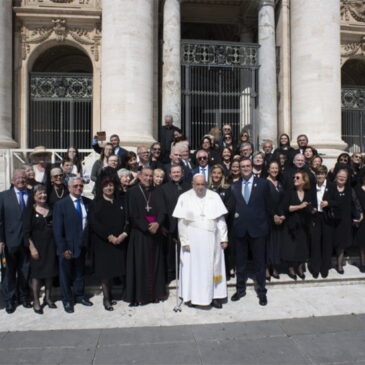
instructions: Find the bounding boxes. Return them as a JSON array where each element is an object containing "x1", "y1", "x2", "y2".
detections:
[
  {"x1": 291, "y1": 0, "x2": 346, "y2": 153},
  {"x1": 101, "y1": 0, "x2": 156, "y2": 146},
  {"x1": 0, "y1": 0, "x2": 17, "y2": 147},
  {"x1": 258, "y1": 0, "x2": 277, "y2": 144},
  {"x1": 162, "y1": 0, "x2": 181, "y2": 128}
]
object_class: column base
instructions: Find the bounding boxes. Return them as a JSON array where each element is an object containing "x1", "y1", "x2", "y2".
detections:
[{"x1": 0, "y1": 137, "x2": 18, "y2": 148}]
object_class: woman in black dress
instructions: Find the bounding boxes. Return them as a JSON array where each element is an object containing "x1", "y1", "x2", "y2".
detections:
[
  {"x1": 272, "y1": 133, "x2": 296, "y2": 163},
  {"x1": 208, "y1": 164, "x2": 235, "y2": 279},
  {"x1": 266, "y1": 161, "x2": 285, "y2": 280},
  {"x1": 354, "y1": 174, "x2": 365, "y2": 273},
  {"x1": 281, "y1": 171, "x2": 315, "y2": 280},
  {"x1": 23, "y1": 185, "x2": 58, "y2": 314},
  {"x1": 47, "y1": 167, "x2": 69, "y2": 207},
  {"x1": 89, "y1": 177, "x2": 129, "y2": 311},
  {"x1": 333, "y1": 168, "x2": 362, "y2": 274}
]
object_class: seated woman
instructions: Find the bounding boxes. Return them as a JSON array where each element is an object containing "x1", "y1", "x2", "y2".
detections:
[
  {"x1": 89, "y1": 178, "x2": 129, "y2": 311},
  {"x1": 23, "y1": 185, "x2": 58, "y2": 314}
]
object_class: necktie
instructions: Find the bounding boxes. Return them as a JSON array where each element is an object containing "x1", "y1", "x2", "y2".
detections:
[
  {"x1": 243, "y1": 180, "x2": 250, "y2": 204},
  {"x1": 75, "y1": 198, "x2": 82, "y2": 219},
  {"x1": 18, "y1": 191, "x2": 26, "y2": 211},
  {"x1": 201, "y1": 168, "x2": 206, "y2": 181}
]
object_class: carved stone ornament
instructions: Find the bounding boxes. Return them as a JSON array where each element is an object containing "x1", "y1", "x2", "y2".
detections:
[
  {"x1": 341, "y1": 0, "x2": 365, "y2": 22},
  {"x1": 19, "y1": 18, "x2": 101, "y2": 61},
  {"x1": 341, "y1": 36, "x2": 365, "y2": 58}
]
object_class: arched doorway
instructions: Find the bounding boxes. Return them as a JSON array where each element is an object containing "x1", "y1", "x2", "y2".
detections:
[
  {"x1": 29, "y1": 45, "x2": 93, "y2": 149},
  {"x1": 341, "y1": 59, "x2": 365, "y2": 152}
]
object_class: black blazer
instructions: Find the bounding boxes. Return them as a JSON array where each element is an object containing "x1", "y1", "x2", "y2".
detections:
[
  {"x1": 231, "y1": 177, "x2": 270, "y2": 239},
  {"x1": 53, "y1": 195, "x2": 91, "y2": 257},
  {"x1": 0, "y1": 188, "x2": 32, "y2": 251}
]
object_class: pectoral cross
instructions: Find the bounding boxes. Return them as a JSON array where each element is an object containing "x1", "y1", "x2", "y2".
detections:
[{"x1": 146, "y1": 204, "x2": 152, "y2": 212}]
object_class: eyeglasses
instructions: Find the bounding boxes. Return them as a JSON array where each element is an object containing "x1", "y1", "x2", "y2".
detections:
[
  {"x1": 152, "y1": 148, "x2": 161, "y2": 151},
  {"x1": 52, "y1": 174, "x2": 63, "y2": 178},
  {"x1": 72, "y1": 184, "x2": 84, "y2": 188},
  {"x1": 198, "y1": 156, "x2": 208, "y2": 160},
  {"x1": 224, "y1": 136, "x2": 232, "y2": 140},
  {"x1": 223, "y1": 128, "x2": 231, "y2": 131},
  {"x1": 293, "y1": 176, "x2": 301, "y2": 180}
]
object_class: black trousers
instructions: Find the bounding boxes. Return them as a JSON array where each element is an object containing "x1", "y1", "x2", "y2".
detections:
[
  {"x1": 235, "y1": 234, "x2": 267, "y2": 296},
  {"x1": 58, "y1": 249, "x2": 86, "y2": 305},
  {"x1": 2, "y1": 245, "x2": 30, "y2": 305},
  {"x1": 310, "y1": 213, "x2": 334, "y2": 276}
]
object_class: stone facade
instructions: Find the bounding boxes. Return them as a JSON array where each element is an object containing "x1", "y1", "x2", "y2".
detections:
[{"x1": 0, "y1": 0, "x2": 363, "y2": 187}]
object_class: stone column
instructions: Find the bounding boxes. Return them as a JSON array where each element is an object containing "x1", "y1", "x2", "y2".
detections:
[
  {"x1": 162, "y1": 0, "x2": 181, "y2": 128},
  {"x1": 0, "y1": 0, "x2": 17, "y2": 147},
  {"x1": 291, "y1": 0, "x2": 346, "y2": 152},
  {"x1": 101, "y1": 0, "x2": 156, "y2": 146},
  {"x1": 258, "y1": 0, "x2": 277, "y2": 144}
]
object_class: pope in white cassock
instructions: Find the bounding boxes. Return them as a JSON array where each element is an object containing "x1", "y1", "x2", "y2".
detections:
[{"x1": 172, "y1": 174, "x2": 228, "y2": 309}]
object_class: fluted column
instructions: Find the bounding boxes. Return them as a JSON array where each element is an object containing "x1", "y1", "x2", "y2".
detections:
[
  {"x1": 0, "y1": 0, "x2": 16, "y2": 147},
  {"x1": 162, "y1": 0, "x2": 181, "y2": 128},
  {"x1": 101, "y1": 0, "x2": 155, "y2": 145},
  {"x1": 258, "y1": 0, "x2": 277, "y2": 143},
  {"x1": 291, "y1": 0, "x2": 346, "y2": 151}
]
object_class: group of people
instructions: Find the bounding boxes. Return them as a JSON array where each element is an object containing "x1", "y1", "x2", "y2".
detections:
[{"x1": 1, "y1": 114, "x2": 365, "y2": 315}]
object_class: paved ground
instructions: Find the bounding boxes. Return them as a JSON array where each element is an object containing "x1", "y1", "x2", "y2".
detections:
[{"x1": 0, "y1": 314, "x2": 364, "y2": 364}]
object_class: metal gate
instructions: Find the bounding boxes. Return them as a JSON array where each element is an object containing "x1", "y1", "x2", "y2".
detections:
[
  {"x1": 29, "y1": 72, "x2": 92, "y2": 149},
  {"x1": 181, "y1": 40, "x2": 259, "y2": 149},
  {"x1": 342, "y1": 87, "x2": 365, "y2": 152}
]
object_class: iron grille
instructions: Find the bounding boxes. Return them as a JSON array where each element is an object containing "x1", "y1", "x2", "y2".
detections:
[
  {"x1": 181, "y1": 40, "x2": 259, "y2": 150},
  {"x1": 342, "y1": 87, "x2": 365, "y2": 152},
  {"x1": 29, "y1": 72, "x2": 92, "y2": 149}
]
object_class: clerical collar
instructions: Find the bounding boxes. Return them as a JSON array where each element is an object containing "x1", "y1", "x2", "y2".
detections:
[{"x1": 140, "y1": 183, "x2": 152, "y2": 192}]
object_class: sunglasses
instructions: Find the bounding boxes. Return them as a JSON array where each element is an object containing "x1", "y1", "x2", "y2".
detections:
[
  {"x1": 52, "y1": 174, "x2": 63, "y2": 178},
  {"x1": 198, "y1": 156, "x2": 208, "y2": 160},
  {"x1": 72, "y1": 184, "x2": 84, "y2": 188}
]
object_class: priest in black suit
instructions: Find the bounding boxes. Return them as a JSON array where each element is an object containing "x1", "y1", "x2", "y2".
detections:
[
  {"x1": 125, "y1": 167, "x2": 167, "y2": 306},
  {"x1": 161, "y1": 165, "x2": 190, "y2": 283}
]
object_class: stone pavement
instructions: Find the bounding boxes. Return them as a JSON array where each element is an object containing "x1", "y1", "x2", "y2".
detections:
[{"x1": 0, "y1": 314, "x2": 364, "y2": 364}]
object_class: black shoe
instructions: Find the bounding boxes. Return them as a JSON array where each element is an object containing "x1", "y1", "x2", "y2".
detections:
[
  {"x1": 312, "y1": 273, "x2": 319, "y2": 279},
  {"x1": 43, "y1": 299, "x2": 57, "y2": 309},
  {"x1": 5, "y1": 303, "x2": 16, "y2": 314},
  {"x1": 22, "y1": 301, "x2": 32, "y2": 309},
  {"x1": 103, "y1": 300, "x2": 114, "y2": 311},
  {"x1": 186, "y1": 301, "x2": 196, "y2": 308},
  {"x1": 76, "y1": 298, "x2": 93, "y2": 307},
  {"x1": 231, "y1": 291, "x2": 246, "y2": 302},
  {"x1": 258, "y1": 294, "x2": 268, "y2": 306},
  {"x1": 297, "y1": 273, "x2": 305, "y2": 280},
  {"x1": 63, "y1": 302, "x2": 74, "y2": 313},
  {"x1": 272, "y1": 273, "x2": 280, "y2": 280},
  {"x1": 359, "y1": 265, "x2": 365, "y2": 273},
  {"x1": 336, "y1": 266, "x2": 344, "y2": 275},
  {"x1": 211, "y1": 299, "x2": 222, "y2": 309},
  {"x1": 321, "y1": 272, "x2": 328, "y2": 278},
  {"x1": 128, "y1": 302, "x2": 139, "y2": 307},
  {"x1": 288, "y1": 272, "x2": 297, "y2": 280},
  {"x1": 33, "y1": 306, "x2": 43, "y2": 315}
]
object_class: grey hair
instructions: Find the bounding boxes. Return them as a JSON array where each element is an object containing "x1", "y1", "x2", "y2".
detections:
[
  {"x1": 67, "y1": 176, "x2": 83, "y2": 187},
  {"x1": 192, "y1": 173, "x2": 206, "y2": 183},
  {"x1": 33, "y1": 184, "x2": 47, "y2": 194},
  {"x1": 50, "y1": 167, "x2": 63, "y2": 176},
  {"x1": 117, "y1": 168, "x2": 131, "y2": 178}
]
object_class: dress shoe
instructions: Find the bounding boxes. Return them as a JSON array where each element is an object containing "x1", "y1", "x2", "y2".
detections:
[
  {"x1": 359, "y1": 265, "x2": 365, "y2": 273},
  {"x1": 22, "y1": 301, "x2": 32, "y2": 309},
  {"x1": 297, "y1": 272, "x2": 305, "y2": 280},
  {"x1": 312, "y1": 273, "x2": 319, "y2": 279},
  {"x1": 186, "y1": 301, "x2": 196, "y2": 308},
  {"x1": 321, "y1": 272, "x2": 328, "y2": 278},
  {"x1": 63, "y1": 303, "x2": 74, "y2": 313},
  {"x1": 43, "y1": 299, "x2": 57, "y2": 309},
  {"x1": 231, "y1": 291, "x2": 246, "y2": 302},
  {"x1": 288, "y1": 272, "x2": 297, "y2": 280},
  {"x1": 103, "y1": 300, "x2": 114, "y2": 311},
  {"x1": 33, "y1": 306, "x2": 43, "y2": 315},
  {"x1": 211, "y1": 299, "x2": 222, "y2": 309},
  {"x1": 271, "y1": 272, "x2": 280, "y2": 280},
  {"x1": 258, "y1": 294, "x2": 268, "y2": 306},
  {"x1": 336, "y1": 266, "x2": 344, "y2": 275},
  {"x1": 128, "y1": 302, "x2": 139, "y2": 307},
  {"x1": 76, "y1": 298, "x2": 93, "y2": 307},
  {"x1": 5, "y1": 303, "x2": 16, "y2": 314}
]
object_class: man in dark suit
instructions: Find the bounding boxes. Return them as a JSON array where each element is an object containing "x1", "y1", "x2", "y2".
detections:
[
  {"x1": 0, "y1": 169, "x2": 32, "y2": 313},
  {"x1": 53, "y1": 176, "x2": 93, "y2": 313},
  {"x1": 164, "y1": 146, "x2": 192, "y2": 184},
  {"x1": 230, "y1": 158, "x2": 270, "y2": 306},
  {"x1": 160, "y1": 115, "x2": 180, "y2": 163},
  {"x1": 191, "y1": 150, "x2": 210, "y2": 182},
  {"x1": 92, "y1": 133, "x2": 128, "y2": 168},
  {"x1": 295, "y1": 134, "x2": 309, "y2": 155},
  {"x1": 161, "y1": 165, "x2": 191, "y2": 282},
  {"x1": 180, "y1": 145, "x2": 195, "y2": 172}
]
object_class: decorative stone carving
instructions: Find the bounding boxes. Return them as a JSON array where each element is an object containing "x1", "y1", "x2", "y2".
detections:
[
  {"x1": 341, "y1": 36, "x2": 365, "y2": 58},
  {"x1": 21, "y1": 0, "x2": 100, "y2": 9},
  {"x1": 341, "y1": 0, "x2": 365, "y2": 22},
  {"x1": 19, "y1": 17, "x2": 101, "y2": 61}
]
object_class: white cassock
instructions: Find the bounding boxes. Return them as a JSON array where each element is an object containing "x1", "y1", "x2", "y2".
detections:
[{"x1": 172, "y1": 189, "x2": 228, "y2": 306}]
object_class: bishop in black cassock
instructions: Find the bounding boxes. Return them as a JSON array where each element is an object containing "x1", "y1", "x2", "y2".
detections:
[{"x1": 125, "y1": 168, "x2": 167, "y2": 306}]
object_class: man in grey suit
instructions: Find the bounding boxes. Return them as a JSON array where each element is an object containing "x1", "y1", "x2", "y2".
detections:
[{"x1": 0, "y1": 169, "x2": 32, "y2": 313}]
